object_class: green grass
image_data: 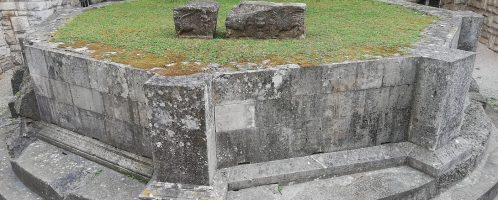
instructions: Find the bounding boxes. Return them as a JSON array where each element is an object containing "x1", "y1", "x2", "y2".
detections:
[{"x1": 53, "y1": 0, "x2": 434, "y2": 75}]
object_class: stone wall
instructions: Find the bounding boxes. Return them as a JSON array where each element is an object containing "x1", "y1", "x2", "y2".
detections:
[
  {"x1": 440, "y1": 0, "x2": 498, "y2": 52},
  {"x1": 212, "y1": 59, "x2": 416, "y2": 168},
  {"x1": 0, "y1": 0, "x2": 78, "y2": 74},
  {"x1": 25, "y1": 46, "x2": 153, "y2": 158}
]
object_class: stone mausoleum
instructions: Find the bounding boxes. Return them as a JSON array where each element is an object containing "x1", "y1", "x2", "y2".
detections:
[{"x1": 1, "y1": 0, "x2": 498, "y2": 200}]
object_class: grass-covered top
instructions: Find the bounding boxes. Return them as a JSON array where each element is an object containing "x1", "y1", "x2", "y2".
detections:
[{"x1": 53, "y1": 0, "x2": 434, "y2": 75}]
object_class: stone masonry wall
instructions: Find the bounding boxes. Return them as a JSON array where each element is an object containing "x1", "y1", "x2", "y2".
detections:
[
  {"x1": 213, "y1": 58, "x2": 417, "y2": 168},
  {"x1": 0, "y1": 0, "x2": 75, "y2": 73},
  {"x1": 25, "y1": 46, "x2": 153, "y2": 158},
  {"x1": 440, "y1": 0, "x2": 498, "y2": 52}
]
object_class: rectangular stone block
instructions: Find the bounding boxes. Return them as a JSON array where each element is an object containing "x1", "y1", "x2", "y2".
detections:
[
  {"x1": 409, "y1": 51, "x2": 475, "y2": 150},
  {"x1": 103, "y1": 94, "x2": 131, "y2": 123},
  {"x1": 70, "y1": 85, "x2": 103, "y2": 113},
  {"x1": 216, "y1": 128, "x2": 260, "y2": 168},
  {"x1": 106, "y1": 62, "x2": 129, "y2": 98},
  {"x1": 51, "y1": 101, "x2": 82, "y2": 132},
  {"x1": 78, "y1": 108, "x2": 105, "y2": 141},
  {"x1": 290, "y1": 67, "x2": 323, "y2": 95},
  {"x1": 145, "y1": 74, "x2": 214, "y2": 186},
  {"x1": 61, "y1": 54, "x2": 90, "y2": 88},
  {"x1": 212, "y1": 68, "x2": 293, "y2": 104},
  {"x1": 382, "y1": 57, "x2": 417, "y2": 86},
  {"x1": 215, "y1": 100, "x2": 255, "y2": 132},
  {"x1": 50, "y1": 79, "x2": 73, "y2": 105},
  {"x1": 35, "y1": 95, "x2": 53, "y2": 123},
  {"x1": 125, "y1": 67, "x2": 152, "y2": 103},
  {"x1": 355, "y1": 60, "x2": 384, "y2": 90},
  {"x1": 31, "y1": 74, "x2": 52, "y2": 98},
  {"x1": 87, "y1": 59, "x2": 109, "y2": 93},
  {"x1": 322, "y1": 63, "x2": 357, "y2": 93},
  {"x1": 173, "y1": 1, "x2": 219, "y2": 39},
  {"x1": 104, "y1": 118, "x2": 139, "y2": 154},
  {"x1": 26, "y1": 47, "x2": 49, "y2": 77},
  {"x1": 10, "y1": 16, "x2": 29, "y2": 32}
]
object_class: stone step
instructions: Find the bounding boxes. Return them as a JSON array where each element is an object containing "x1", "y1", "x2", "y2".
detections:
[
  {"x1": 434, "y1": 108, "x2": 498, "y2": 200},
  {"x1": 35, "y1": 121, "x2": 153, "y2": 182},
  {"x1": 11, "y1": 140, "x2": 146, "y2": 200},
  {"x1": 227, "y1": 166, "x2": 435, "y2": 200},
  {"x1": 0, "y1": 120, "x2": 42, "y2": 200}
]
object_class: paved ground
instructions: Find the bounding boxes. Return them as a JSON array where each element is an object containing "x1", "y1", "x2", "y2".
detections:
[
  {"x1": 473, "y1": 43, "x2": 498, "y2": 104},
  {"x1": 0, "y1": 69, "x2": 42, "y2": 200}
]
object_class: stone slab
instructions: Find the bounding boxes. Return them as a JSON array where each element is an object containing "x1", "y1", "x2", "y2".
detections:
[
  {"x1": 0, "y1": 120, "x2": 42, "y2": 200},
  {"x1": 35, "y1": 121, "x2": 153, "y2": 181},
  {"x1": 434, "y1": 124, "x2": 498, "y2": 200},
  {"x1": 11, "y1": 140, "x2": 146, "y2": 200},
  {"x1": 227, "y1": 166, "x2": 435, "y2": 200},
  {"x1": 222, "y1": 142, "x2": 410, "y2": 190}
]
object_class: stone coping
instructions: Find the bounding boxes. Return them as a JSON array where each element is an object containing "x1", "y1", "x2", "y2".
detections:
[
  {"x1": 23, "y1": 0, "x2": 482, "y2": 76},
  {"x1": 34, "y1": 122, "x2": 153, "y2": 181}
]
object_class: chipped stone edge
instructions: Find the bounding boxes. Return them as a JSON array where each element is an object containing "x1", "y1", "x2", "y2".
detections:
[{"x1": 34, "y1": 121, "x2": 153, "y2": 182}]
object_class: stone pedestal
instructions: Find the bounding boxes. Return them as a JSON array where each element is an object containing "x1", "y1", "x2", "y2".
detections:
[
  {"x1": 145, "y1": 74, "x2": 216, "y2": 186},
  {"x1": 409, "y1": 48, "x2": 476, "y2": 150}
]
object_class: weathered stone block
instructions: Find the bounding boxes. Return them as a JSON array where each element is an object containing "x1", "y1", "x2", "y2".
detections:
[
  {"x1": 70, "y1": 85, "x2": 103, "y2": 114},
  {"x1": 44, "y1": 50, "x2": 64, "y2": 81},
  {"x1": 87, "y1": 59, "x2": 109, "y2": 93},
  {"x1": 409, "y1": 50, "x2": 475, "y2": 150},
  {"x1": 212, "y1": 68, "x2": 293, "y2": 104},
  {"x1": 322, "y1": 63, "x2": 357, "y2": 93},
  {"x1": 13, "y1": 74, "x2": 40, "y2": 120},
  {"x1": 26, "y1": 47, "x2": 49, "y2": 77},
  {"x1": 215, "y1": 100, "x2": 255, "y2": 132},
  {"x1": 50, "y1": 79, "x2": 73, "y2": 105},
  {"x1": 52, "y1": 102, "x2": 82, "y2": 132},
  {"x1": 36, "y1": 95, "x2": 53, "y2": 123},
  {"x1": 78, "y1": 108, "x2": 105, "y2": 141},
  {"x1": 104, "y1": 118, "x2": 137, "y2": 152},
  {"x1": 173, "y1": 1, "x2": 219, "y2": 39},
  {"x1": 355, "y1": 60, "x2": 384, "y2": 90},
  {"x1": 61, "y1": 54, "x2": 90, "y2": 88},
  {"x1": 225, "y1": 1, "x2": 306, "y2": 39},
  {"x1": 103, "y1": 94, "x2": 131, "y2": 123},
  {"x1": 125, "y1": 67, "x2": 153, "y2": 103},
  {"x1": 382, "y1": 57, "x2": 417, "y2": 87},
  {"x1": 10, "y1": 16, "x2": 30, "y2": 32},
  {"x1": 145, "y1": 74, "x2": 214, "y2": 186},
  {"x1": 106, "y1": 62, "x2": 129, "y2": 98},
  {"x1": 290, "y1": 67, "x2": 323, "y2": 95},
  {"x1": 31, "y1": 74, "x2": 52, "y2": 98},
  {"x1": 457, "y1": 12, "x2": 484, "y2": 52}
]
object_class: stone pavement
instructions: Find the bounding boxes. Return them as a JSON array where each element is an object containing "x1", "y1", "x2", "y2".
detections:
[
  {"x1": 473, "y1": 43, "x2": 498, "y2": 101},
  {"x1": 0, "y1": 69, "x2": 42, "y2": 200}
]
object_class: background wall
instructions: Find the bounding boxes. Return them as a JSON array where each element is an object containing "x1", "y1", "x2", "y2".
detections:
[
  {"x1": 0, "y1": 0, "x2": 73, "y2": 73},
  {"x1": 433, "y1": 0, "x2": 498, "y2": 52}
]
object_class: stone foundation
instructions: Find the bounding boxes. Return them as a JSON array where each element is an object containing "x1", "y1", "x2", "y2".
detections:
[{"x1": 21, "y1": 1, "x2": 489, "y2": 199}]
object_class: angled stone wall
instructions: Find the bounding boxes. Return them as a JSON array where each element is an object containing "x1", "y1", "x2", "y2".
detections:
[
  {"x1": 212, "y1": 58, "x2": 417, "y2": 168},
  {"x1": 0, "y1": 0, "x2": 84, "y2": 73},
  {"x1": 440, "y1": 0, "x2": 498, "y2": 52},
  {"x1": 25, "y1": 46, "x2": 153, "y2": 158}
]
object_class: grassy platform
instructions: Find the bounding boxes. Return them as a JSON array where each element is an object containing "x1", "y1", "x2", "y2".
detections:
[{"x1": 53, "y1": 0, "x2": 434, "y2": 75}]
